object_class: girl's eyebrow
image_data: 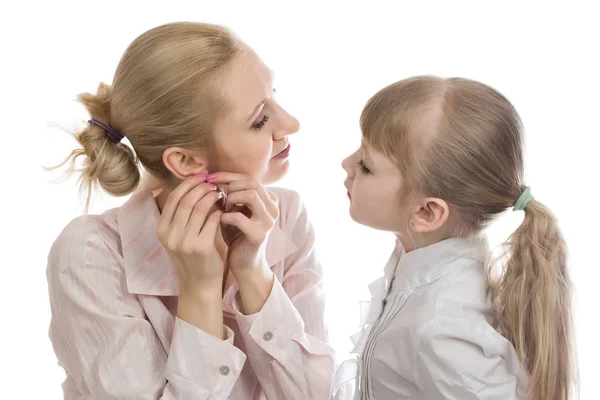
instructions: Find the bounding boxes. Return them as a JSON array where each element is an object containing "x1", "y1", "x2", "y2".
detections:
[{"x1": 361, "y1": 140, "x2": 373, "y2": 163}]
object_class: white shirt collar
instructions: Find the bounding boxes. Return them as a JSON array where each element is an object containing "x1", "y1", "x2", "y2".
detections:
[{"x1": 392, "y1": 235, "x2": 490, "y2": 291}]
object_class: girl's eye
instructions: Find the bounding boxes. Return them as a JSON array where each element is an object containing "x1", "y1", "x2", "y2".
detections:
[
  {"x1": 358, "y1": 160, "x2": 371, "y2": 174},
  {"x1": 252, "y1": 114, "x2": 270, "y2": 130}
]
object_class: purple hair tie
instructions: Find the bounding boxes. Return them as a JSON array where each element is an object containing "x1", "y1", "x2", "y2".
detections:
[{"x1": 88, "y1": 118, "x2": 124, "y2": 144}]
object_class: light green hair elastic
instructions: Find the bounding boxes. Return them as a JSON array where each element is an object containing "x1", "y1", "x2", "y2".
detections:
[{"x1": 513, "y1": 186, "x2": 534, "y2": 211}]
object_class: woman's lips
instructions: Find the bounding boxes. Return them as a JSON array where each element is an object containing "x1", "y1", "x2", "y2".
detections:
[{"x1": 274, "y1": 143, "x2": 291, "y2": 159}]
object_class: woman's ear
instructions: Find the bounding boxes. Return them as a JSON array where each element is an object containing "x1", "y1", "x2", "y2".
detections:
[
  {"x1": 410, "y1": 197, "x2": 450, "y2": 233},
  {"x1": 162, "y1": 147, "x2": 208, "y2": 180}
]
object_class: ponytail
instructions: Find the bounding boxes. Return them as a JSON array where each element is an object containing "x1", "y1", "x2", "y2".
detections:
[{"x1": 488, "y1": 200, "x2": 576, "y2": 399}]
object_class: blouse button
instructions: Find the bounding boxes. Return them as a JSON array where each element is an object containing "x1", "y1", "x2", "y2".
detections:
[
  {"x1": 220, "y1": 366, "x2": 230, "y2": 376},
  {"x1": 263, "y1": 331, "x2": 274, "y2": 341}
]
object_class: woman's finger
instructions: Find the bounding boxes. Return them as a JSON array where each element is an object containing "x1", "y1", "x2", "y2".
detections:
[
  {"x1": 227, "y1": 180, "x2": 278, "y2": 218},
  {"x1": 183, "y1": 190, "x2": 224, "y2": 238},
  {"x1": 171, "y1": 183, "x2": 219, "y2": 232},
  {"x1": 225, "y1": 190, "x2": 270, "y2": 221},
  {"x1": 214, "y1": 220, "x2": 228, "y2": 258},
  {"x1": 207, "y1": 172, "x2": 251, "y2": 185},
  {"x1": 220, "y1": 212, "x2": 258, "y2": 242},
  {"x1": 157, "y1": 175, "x2": 209, "y2": 234},
  {"x1": 198, "y1": 209, "x2": 223, "y2": 243}
]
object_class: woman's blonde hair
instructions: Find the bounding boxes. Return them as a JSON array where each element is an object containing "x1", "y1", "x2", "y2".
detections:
[
  {"x1": 361, "y1": 76, "x2": 576, "y2": 399},
  {"x1": 51, "y1": 22, "x2": 243, "y2": 209}
]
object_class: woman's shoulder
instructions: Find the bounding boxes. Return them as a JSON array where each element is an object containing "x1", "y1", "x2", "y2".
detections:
[
  {"x1": 48, "y1": 210, "x2": 121, "y2": 275},
  {"x1": 46, "y1": 210, "x2": 136, "y2": 319},
  {"x1": 55, "y1": 208, "x2": 119, "y2": 245}
]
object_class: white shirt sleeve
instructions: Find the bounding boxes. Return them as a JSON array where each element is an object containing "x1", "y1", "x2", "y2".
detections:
[{"x1": 47, "y1": 229, "x2": 247, "y2": 399}]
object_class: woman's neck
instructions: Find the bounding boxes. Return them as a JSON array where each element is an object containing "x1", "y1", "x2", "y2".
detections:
[{"x1": 155, "y1": 188, "x2": 170, "y2": 213}]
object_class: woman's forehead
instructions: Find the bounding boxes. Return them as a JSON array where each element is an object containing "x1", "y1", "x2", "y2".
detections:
[{"x1": 219, "y1": 50, "x2": 274, "y2": 120}]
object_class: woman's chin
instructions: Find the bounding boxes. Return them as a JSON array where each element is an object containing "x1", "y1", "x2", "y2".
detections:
[{"x1": 261, "y1": 162, "x2": 290, "y2": 185}]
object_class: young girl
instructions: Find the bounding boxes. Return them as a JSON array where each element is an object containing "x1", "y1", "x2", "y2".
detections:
[
  {"x1": 47, "y1": 22, "x2": 336, "y2": 399},
  {"x1": 338, "y1": 76, "x2": 575, "y2": 399}
]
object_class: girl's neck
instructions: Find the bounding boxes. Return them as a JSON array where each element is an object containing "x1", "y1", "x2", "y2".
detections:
[{"x1": 396, "y1": 229, "x2": 456, "y2": 253}]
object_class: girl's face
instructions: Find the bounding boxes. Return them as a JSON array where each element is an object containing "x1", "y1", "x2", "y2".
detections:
[
  {"x1": 209, "y1": 48, "x2": 300, "y2": 185},
  {"x1": 342, "y1": 140, "x2": 412, "y2": 232},
  {"x1": 342, "y1": 138, "x2": 456, "y2": 252}
]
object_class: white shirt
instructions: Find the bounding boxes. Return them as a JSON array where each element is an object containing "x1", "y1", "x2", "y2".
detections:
[{"x1": 334, "y1": 236, "x2": 529, "y2": 400}]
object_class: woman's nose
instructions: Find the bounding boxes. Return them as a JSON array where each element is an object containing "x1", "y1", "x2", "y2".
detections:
[{"x1": 273, "y1": 104, "x2": 300, "y2": 140}]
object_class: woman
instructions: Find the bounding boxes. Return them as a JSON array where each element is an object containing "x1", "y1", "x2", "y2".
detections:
[{"x1": 47, "y1": 22, "x2": 335, "y2": 399}]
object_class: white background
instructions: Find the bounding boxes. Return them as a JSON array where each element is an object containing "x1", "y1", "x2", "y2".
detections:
[{"x1": 1, "y1": 1, "x2": 598, "y2": 398}]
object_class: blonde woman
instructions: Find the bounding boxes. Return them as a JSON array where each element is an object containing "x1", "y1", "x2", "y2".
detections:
[
  {"x1": 47, "y1": 22, "x2": 337, "y2": 399},
  {"x1": 335, "y1": 76, "x2": 576, "y2": 399}
]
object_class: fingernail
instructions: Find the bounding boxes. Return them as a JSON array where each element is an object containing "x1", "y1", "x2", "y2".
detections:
[
  {"x1": 206, "y1": 173, "x2": 217, "y2": 181},
  {"x1": 196, "y1": 173, "x2": 208, "y2": 178}
]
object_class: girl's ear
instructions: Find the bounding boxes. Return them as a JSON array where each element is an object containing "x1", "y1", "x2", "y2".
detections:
[{"x1": 411, "y1": 197, "x2": 450, "y2": 233}]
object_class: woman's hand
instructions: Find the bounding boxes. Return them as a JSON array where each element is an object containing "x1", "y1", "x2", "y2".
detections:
[
  {"x1": 156, "y1": 175, "x2": 226, "y2": 297},
  {"x1": 209, "y1": 173, "x2": 278, "y2": 315},
  {"x1": 210, "y1": 173, "x2": 279, "y2": 276}
]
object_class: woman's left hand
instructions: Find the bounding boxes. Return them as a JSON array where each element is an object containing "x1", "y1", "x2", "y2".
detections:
[{"x1": 209, "y1": 172, "x2": 279, "y2": 277}]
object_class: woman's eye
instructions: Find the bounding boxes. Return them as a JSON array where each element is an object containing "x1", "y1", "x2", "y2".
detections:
[{"x1": 252, "y1": 114, "x2": 270, "y2": 130}]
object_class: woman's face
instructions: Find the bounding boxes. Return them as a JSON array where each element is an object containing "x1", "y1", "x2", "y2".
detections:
[{"x1": 209, "y1": 48, "x2": 300, "y2": 184}]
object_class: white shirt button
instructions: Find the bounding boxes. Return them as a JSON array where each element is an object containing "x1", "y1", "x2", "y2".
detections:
[
  {"x1": 219, "y1": 366, "x2": 230, "y2": 376},
  {"x1": 263, "y1": 331, "x2": 274, "y2": 341}
]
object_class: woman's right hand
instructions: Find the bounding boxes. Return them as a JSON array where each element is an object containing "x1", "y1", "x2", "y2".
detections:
[{"x1": 156, "y1": 175, "x2": 226, "y2": 296}]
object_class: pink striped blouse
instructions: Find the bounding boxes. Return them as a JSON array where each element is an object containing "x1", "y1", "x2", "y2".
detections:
[{"x1": 47, "y1": 187, "x2": 337, "y2": 399}]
